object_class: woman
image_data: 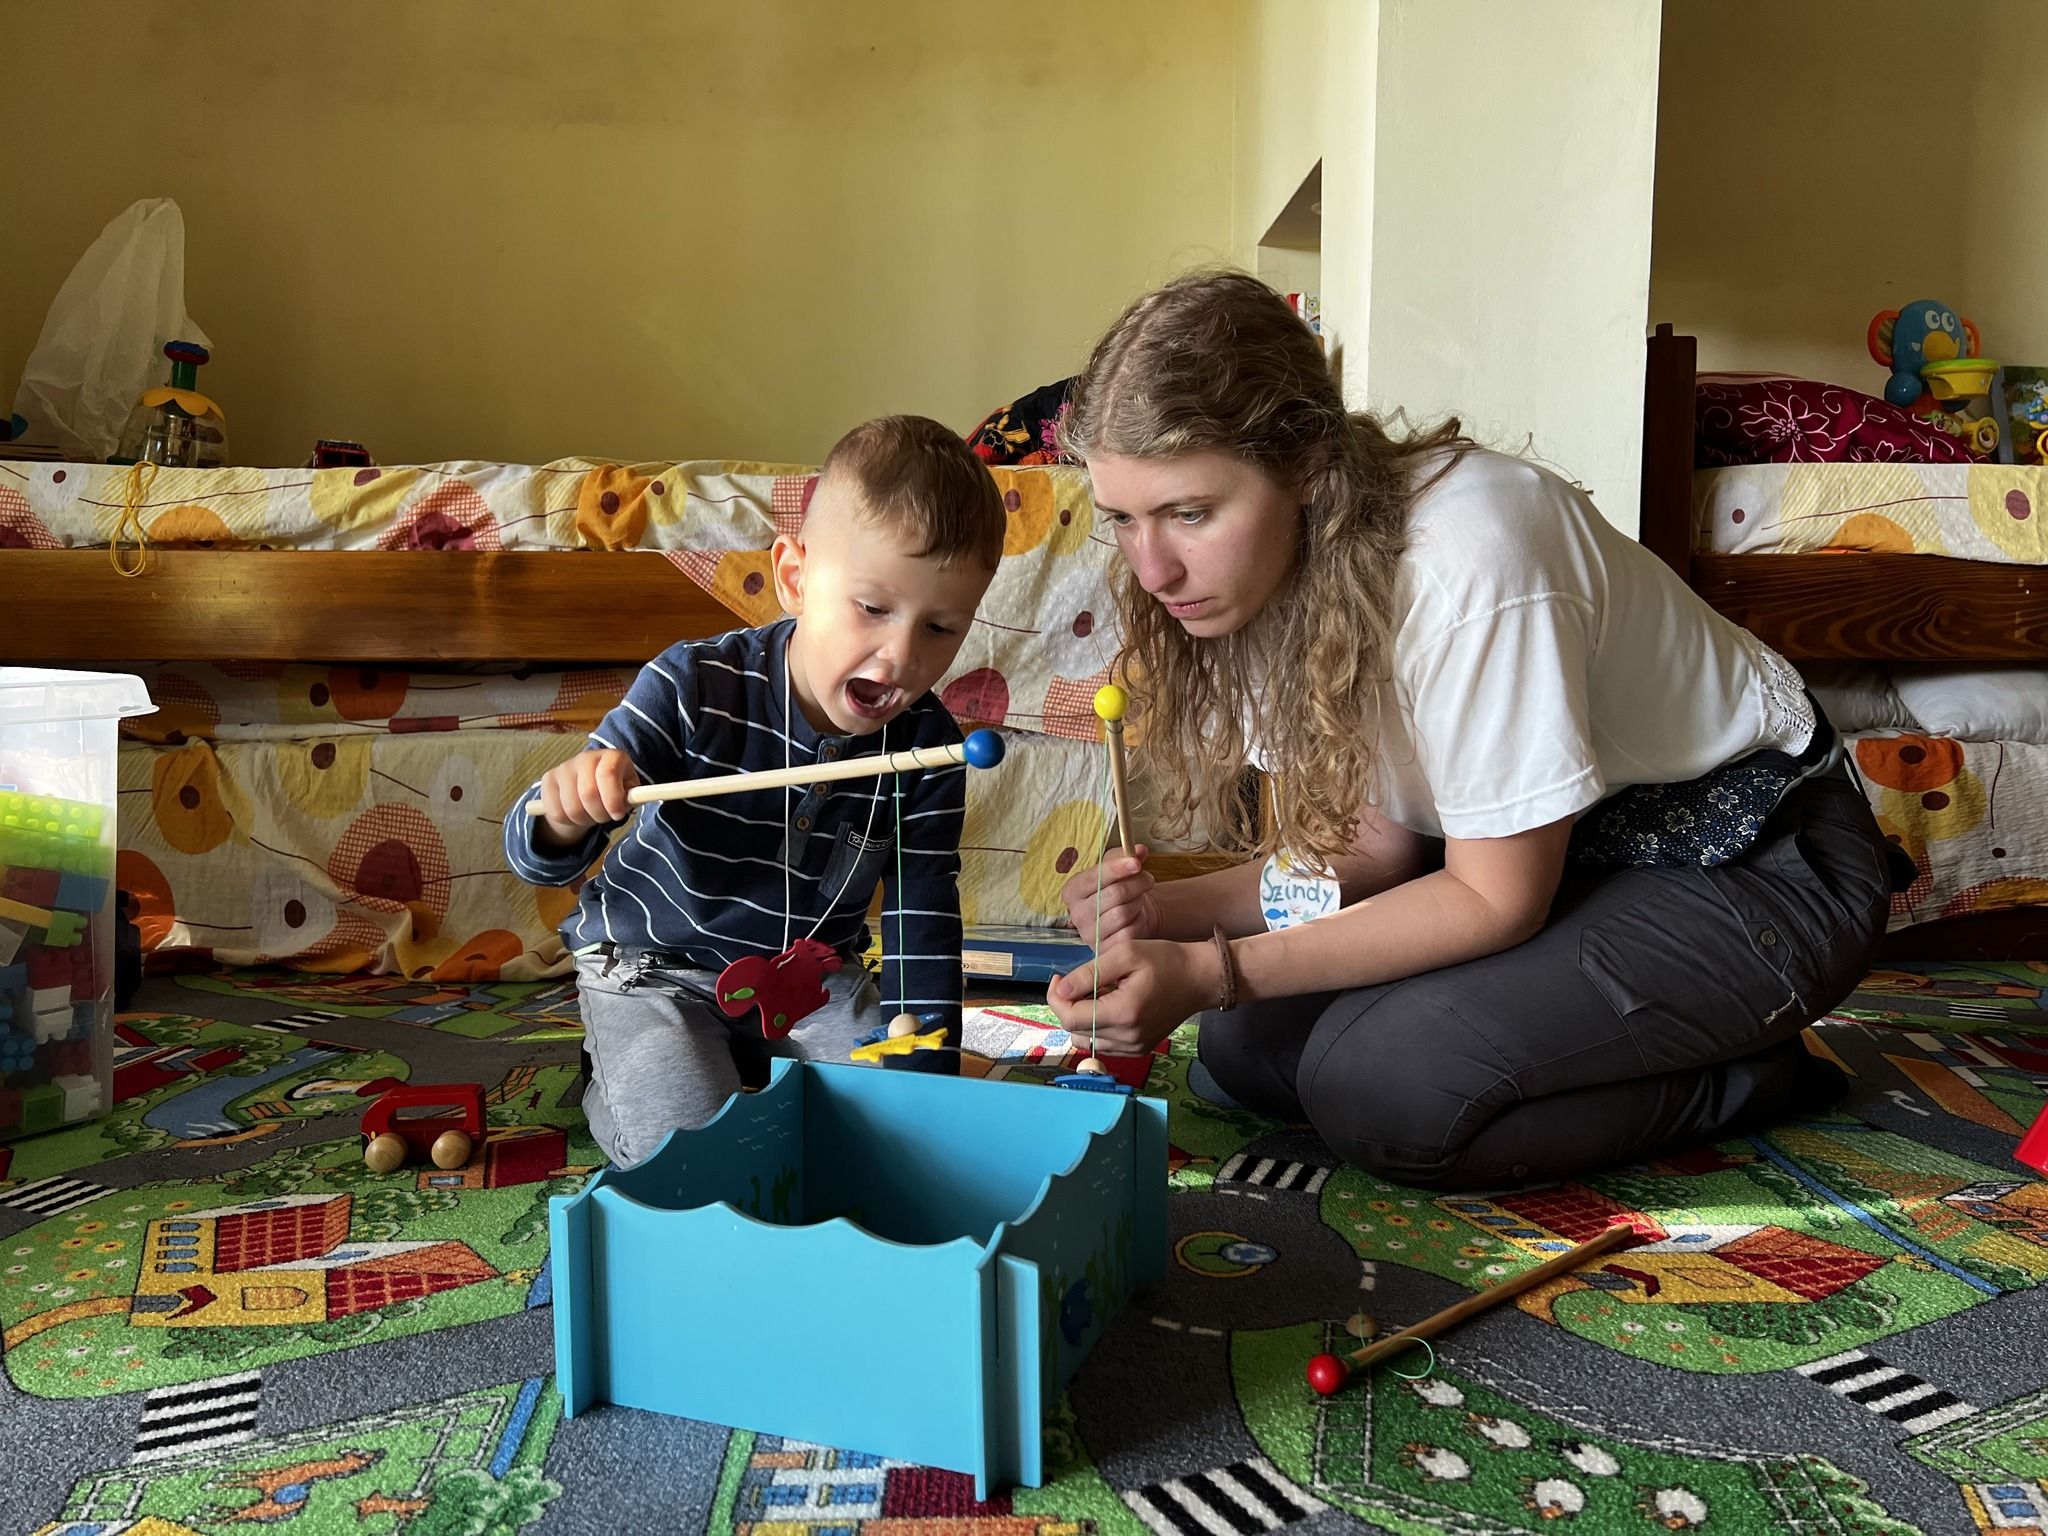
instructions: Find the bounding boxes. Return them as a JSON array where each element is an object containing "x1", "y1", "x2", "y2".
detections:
[{"x1": 1046, "y1": 271, "x2": 1892, "y2": 1190}]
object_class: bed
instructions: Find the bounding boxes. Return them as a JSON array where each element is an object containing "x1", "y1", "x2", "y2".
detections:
[
  {"x1": 0, "y1": 456, "x2": 1198, "y2": 980},
  {"x1": 21, "y1": 341, "x2": 2031, "y2": 978},
  {"x1": 1639, "y1": 325, "x2": 2048, "y2": 959}
]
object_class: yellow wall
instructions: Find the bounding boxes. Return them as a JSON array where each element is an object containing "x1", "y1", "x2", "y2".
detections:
[
  {"x1": 1232, "y1": 0, "x2": 1326, "y2": 266},
  {"x1": 1364, "y1": 0, "x2": 1662, "y2": 528},
  {"x1": 1229, "y1": 1, "x2": 1663, "y2": 529},
  {"x1": 1316, "y1": 0, "x2": 1377, "y2": 408},
  {"x1": 1, "y1": 1, "x2": 1235, "y2": 467},
  {"x1": 1653, "y1": 0, "x2": 2048, "y2": 386}
]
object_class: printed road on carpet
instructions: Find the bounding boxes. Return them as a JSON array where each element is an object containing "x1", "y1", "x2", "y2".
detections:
[{"x1": 2, "y1": 962, "x2": 2046, "y2": 1535}]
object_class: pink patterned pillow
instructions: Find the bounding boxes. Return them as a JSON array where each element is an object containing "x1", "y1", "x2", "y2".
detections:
[{"x1": 1695, "y1": 377, "x2": 1972, "y2": 467}]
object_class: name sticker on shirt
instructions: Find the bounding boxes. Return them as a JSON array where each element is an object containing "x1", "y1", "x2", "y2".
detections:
[{"x1": 1260, "y1": 854, "x2": 1341, "y2": 932}]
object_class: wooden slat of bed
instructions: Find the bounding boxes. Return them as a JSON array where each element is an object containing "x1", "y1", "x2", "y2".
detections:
[
  {"x1": 1692, "y1": 552, "x2": 2048, "y2": 660},
  {"x1": 1638, "y1": 323, "x2": 1697, "y2": 581},
  {"x1": 0, "y1": 550, "x2": 739, "y2": 663}
]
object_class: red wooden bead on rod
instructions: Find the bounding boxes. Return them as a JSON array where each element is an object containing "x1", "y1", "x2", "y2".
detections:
[{"x1": 1303, "y1": 1218, "x2": 1653, "y2": 1396}]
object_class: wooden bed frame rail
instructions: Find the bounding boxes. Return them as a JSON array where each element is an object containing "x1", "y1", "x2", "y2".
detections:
[
  {"x1": 1639, "y1": 325, "x2": 2048, "y2": 658},
  {"x1": 0, "y1": 550, "x2": 732, "y2": 665}
]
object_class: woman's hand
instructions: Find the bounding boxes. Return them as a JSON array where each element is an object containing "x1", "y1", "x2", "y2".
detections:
[
  {"x1": 1060, "y1": 844, "x2": 1159, "y2": 949},
  {"x1": 1047, "y1": 937, "x2": 1222, "y2": 1057}
]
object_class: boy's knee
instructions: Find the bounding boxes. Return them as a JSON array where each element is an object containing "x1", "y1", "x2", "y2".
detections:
[{"x1": 585, "y1": 1074, "x2": 729, "y2": 1168}]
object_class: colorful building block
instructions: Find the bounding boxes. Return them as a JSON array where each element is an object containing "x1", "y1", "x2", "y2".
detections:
[
  {"x1": 42, "y1": 910, "x2": 85, "y2": 947},
  {"x1": 0, "y1": 961, "x2": 25, "y2": 993},
  {"x1": 551, "y1": 1059, "x2": 1166, "y2": 1496},
  {"x1": 40, "y1": 1039, "x2": 90, "y2": 1079},
  {"x1": 53, "y1": 870, "x2": 108, "y2": 913},
  {"x1": 0, "y1": 789, "x2": 108, "y2": 876},
  {"x1": 0, "y1": 896, "x2": 53, "y2": 930},
  {"x1": 0, "y1": 919, "x2": 24, "y2": 964},
  {"x1": 25, "y1": 947, "x2": 68, "y2": 990},
  {"x1": 54, "y1": 1073, "x2": 98, "y2": 1121},
  {"x1": 0, "y1": 1032, "x2": 34, "y2": 1075},
  {"x1": 21, "y1": 940, "x2": 92, "y2": 995},
  {"x1": 2, "y1": 867, "x2": 59, "y2": 908},
  {"x1": 18, "y1": 1082, "x2": 63, "y2": 1134}
]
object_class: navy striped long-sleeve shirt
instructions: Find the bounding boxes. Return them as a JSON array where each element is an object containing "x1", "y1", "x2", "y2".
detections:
[{"x1": 504, "y1": 620, "x2": 965, "y2": 1030}]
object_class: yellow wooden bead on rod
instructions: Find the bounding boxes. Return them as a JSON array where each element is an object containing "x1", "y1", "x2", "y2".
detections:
[{"x1": 1093, "y1": 686, "x2": 1135, "y2": 859}]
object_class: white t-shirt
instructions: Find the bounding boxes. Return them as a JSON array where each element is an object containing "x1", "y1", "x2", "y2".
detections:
[{"x1": 1254, "y1": 450, "x2": 1814, "y2": 841}]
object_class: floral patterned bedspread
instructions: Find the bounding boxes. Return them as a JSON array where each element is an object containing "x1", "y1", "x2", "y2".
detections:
[
  {"x1": 1696, "y1": 461, "x2": 2048, "y2": 562},
  {"x1": 1856, "y1": 734, "x2": 2048, "y2": 932}
]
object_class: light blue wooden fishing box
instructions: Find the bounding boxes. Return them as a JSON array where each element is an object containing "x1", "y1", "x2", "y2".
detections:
[{"x1": 549, "y1": 1059, "x2": 1167, "y2": 1495}]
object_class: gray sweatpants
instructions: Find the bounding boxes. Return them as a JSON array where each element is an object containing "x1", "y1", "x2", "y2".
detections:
[
  {"x1": 1197, "y1": 769, "x2": 1893, "y2": 1190},
  {"x1": 575, "y1": 951, "x2": 881, "y2": 1168}
]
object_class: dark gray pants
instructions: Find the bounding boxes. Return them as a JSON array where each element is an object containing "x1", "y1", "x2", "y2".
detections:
[{"x1": 1197, "y1": 771, "x2": 1892, "y2": 1190}]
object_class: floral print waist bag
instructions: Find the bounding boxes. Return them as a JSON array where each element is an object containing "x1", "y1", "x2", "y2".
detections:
[{"x1": 1568, "y1": 699, "x2": 1901, "y2": 879}]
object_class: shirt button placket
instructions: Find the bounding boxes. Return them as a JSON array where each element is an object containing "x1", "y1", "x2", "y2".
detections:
[{"x1": 789, "y1": 786, "x2": 822, "y2": 854}]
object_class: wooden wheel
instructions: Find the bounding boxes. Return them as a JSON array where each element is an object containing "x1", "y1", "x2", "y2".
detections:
[
  {"x1": 363, "y1": 1133, "x2": 408, "y2": 1174},
  {"x1": 430, "y1": 1129, "x2": 474, "y2": 1170}
]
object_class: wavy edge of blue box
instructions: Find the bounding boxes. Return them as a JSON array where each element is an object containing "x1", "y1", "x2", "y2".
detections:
[{"x1": 549, "y1": 1058, "x2": 1168, "y2": 1496}]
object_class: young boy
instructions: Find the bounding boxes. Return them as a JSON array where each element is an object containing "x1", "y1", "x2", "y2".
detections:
[{"x1": 505, "y1": 416, "x2": 1005, "y2": 1167}]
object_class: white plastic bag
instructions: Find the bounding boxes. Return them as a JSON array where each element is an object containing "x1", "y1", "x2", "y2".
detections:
[{"x1": 10, "y1": 199, "x2": 211, "y2": 461}]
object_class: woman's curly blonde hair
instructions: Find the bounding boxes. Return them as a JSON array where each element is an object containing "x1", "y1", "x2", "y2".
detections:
[{"x1": 1060, "y1": 270, "x2": 1469, "y2": 868}]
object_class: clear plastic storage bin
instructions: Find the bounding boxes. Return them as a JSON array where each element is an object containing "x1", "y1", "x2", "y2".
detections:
[{"x1": 0, "y1": 668, "x2": 154, "y2": 1139}]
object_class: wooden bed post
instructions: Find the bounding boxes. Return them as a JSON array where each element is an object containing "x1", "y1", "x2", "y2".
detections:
[{"x1": 1639, "y1": 322, "x2": 1697, "y2": 580}]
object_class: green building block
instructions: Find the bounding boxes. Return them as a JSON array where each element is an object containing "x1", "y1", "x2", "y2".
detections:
[
  {"x1": 19, "y1": 1081, "x2": 64, "y2": 1134},
  {"x1": 0, "y1": 791, "x2": 111, "y2": 876},
  {"x1": 43, "y1": 911, "x2": 86, "y2": 947}
]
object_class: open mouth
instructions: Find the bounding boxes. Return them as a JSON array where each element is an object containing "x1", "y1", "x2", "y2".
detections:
[{"x1": 844, "y1": 677, "x2": 904, "y2": 720}]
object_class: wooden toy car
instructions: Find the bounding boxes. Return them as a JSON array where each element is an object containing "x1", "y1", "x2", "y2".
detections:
[{"x1": 360, "y1": 1082, "x2": 485, "y2": 1173}]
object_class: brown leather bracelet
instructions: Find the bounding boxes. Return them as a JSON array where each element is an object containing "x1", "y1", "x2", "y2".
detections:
[{"x1": 1210, "y1": 924, "x2": 1238, "y2": 1012}]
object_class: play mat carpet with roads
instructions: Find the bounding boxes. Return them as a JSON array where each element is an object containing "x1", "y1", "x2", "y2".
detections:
[{"x1": 2, "y1": 960, "x2": 2047, "y2": 1536}]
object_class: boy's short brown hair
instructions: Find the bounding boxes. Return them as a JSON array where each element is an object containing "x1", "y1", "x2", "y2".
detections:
[{"x1": 819, "y1": 415, "x2": 1006, "y2": 569}]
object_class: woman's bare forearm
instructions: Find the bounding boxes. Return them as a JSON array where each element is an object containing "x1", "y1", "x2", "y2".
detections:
[
  {"x1": 1149, "y1": 809, "x2": 1437, "y2": 941},
  {"x1": 1149, "y1": 859, "x2": 1267, "y2": 939}
]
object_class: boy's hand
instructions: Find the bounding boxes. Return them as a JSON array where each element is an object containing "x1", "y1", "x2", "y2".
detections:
[
  {"x1": 534, "y1": 750, "x2": 639, "y2": 848},
  {"x1": 1061, "y1": 844, "x2": 1157, "y2": 949}
]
